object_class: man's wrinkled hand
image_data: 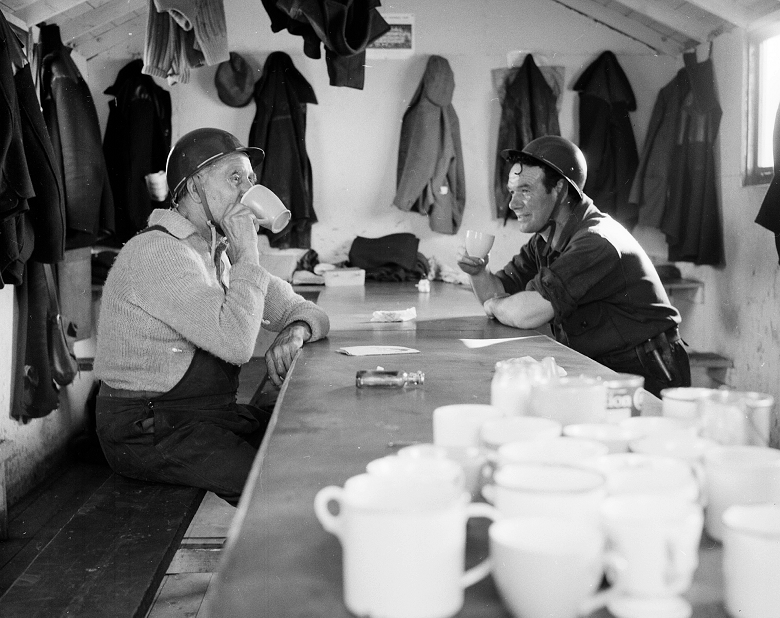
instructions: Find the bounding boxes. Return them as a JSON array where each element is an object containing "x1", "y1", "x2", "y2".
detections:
[
  {"x1": 456, "y1": 246, "x2": 489, "y2": 276},
  {"x1": 264, "y1": 322, "x2": 311, "y2": 387},
  {"x1": 482, "y1": 293, "x2": 510, "y2": 319}
]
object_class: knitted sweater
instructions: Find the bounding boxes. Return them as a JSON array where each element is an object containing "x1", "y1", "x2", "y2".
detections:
[{"x1": 94, "y1": 209, "x2": 329, "y2": 392}]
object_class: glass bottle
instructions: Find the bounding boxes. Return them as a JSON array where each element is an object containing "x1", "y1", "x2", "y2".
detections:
[{"x1": 356, "y1": 370, "x2": 425, "y2": 388}]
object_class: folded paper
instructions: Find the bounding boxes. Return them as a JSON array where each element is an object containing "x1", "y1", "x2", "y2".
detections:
[{"x1": 336, "y1": 346, "x2": 420, "y2": 356}]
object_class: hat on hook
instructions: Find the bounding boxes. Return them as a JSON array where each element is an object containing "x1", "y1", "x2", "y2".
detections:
[{"x1": 214, "y1": 52, "x2": 255, "y2": 107}]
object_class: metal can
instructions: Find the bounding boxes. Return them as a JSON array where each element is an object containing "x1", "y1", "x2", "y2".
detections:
[{"x1": 602, "y1": 373, "x2": 644, "y2": 421}]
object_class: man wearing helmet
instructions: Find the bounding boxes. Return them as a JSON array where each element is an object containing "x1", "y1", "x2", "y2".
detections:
[
  {"x1": 458, "y1": 136, "x2": 689, "y2": 397},
  {"x1": 93, "y1": 128, "x2": 330, "y2": 504}
]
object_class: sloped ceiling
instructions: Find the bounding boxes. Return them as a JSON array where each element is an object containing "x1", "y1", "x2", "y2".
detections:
[{"x1": 2, "y1": 0, "x2": 780, "y2": 61}]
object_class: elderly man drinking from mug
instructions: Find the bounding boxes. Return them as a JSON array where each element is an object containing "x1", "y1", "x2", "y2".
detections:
[{"x1": 93, "y1": 128, "x2": 329, "y2": 505}]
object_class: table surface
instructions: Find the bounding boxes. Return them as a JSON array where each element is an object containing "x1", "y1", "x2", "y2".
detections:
[{"x1": 204, "y1": 282, "x2": 726, "y2": 618}]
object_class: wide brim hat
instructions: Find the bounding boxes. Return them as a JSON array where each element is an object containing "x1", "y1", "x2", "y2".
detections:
[{"x1": 215, "y1": 52, "x2": 255, "y2": 108}]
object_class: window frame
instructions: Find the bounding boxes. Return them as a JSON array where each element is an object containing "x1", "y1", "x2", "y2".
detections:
[{"x1": 745, "y1": 23, "x2": 780, "y2": 186}]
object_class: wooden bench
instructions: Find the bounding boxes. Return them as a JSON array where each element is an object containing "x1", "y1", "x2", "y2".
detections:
[
  {"x1": 689, "y1": 350, "x2": 733, "y2": 387},
  {"x1": 0, "y1": 462, "x2": 203, "y2": 618}
]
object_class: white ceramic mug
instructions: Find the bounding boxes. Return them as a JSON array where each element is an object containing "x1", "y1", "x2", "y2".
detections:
[
  {"x1": 240, "y1": 184, "x2": 292, "y2": 233},
  {"x1": 314, "y1": 474, "x2": 497, "y2": 618},
  {"x1": 618, "y1": 415, "x2": 693, "y2": 439},
  {"x1": 563, "y1": 423, "x2": 640, "y2": 454},
  {"x1": 528, "y1": 376, "x2": 608, "y2": 426},
  {"x1": 496, "y1": 436, "x2": 609, "y2": 468},
  {"x1": 483, "y1": 463, "x2": 607, "y2": 526},
  {"x1": 629, "y1": 433, "x2": 718, "y2": 466},
  {"x1": 366, "y1": 455, "x2": 466, "y2": 491},
  {"x1": 398, "y1": 443, "x2": 486, "y2": 500},
  {"x1": 480, "y1": 416, "x2": 562, "y2": 454},
  {"x1": 722, "y1": 503, "x2": 780, "y2": 618},
  {"x1": 601, "y1": 494, "x2": 703, "y2": 598},
  {"x1": 144, "y1": 170, "x2": 168, "y2": 201},
  {"x1": 697, "y1": 390, "x2": 775, "y2": 447},
  {"x1": 464, "y1": 230, "x2": 495, "y2": 258},
  {"x1": 489, "y1": 516, "x2": 608, "y2": 618},
  {"x1": 702, "y1": 445, "x2": 780, "y2": 541},
  {"x1": 586, "y1": 453, "x2": 701, "y2": 503},
  {"x1": 661, "y1": 386, "x2": 718, "y2": 426},
  {"x1": 432, "y1": 404, "x2": 504, "y2": 448},
  {"x1": 490, "y1": 357, "x2": 545, "y2": 416}
]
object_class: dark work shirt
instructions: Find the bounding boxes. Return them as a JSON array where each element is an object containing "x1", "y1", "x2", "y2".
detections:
[{"x1": 495, "y1": 196, "x2": 680, "y2": 359}]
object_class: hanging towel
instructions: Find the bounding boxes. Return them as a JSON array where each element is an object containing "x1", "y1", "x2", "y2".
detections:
[{"x1": 755, "y1": 99, "x2": 780, "y2": 264}]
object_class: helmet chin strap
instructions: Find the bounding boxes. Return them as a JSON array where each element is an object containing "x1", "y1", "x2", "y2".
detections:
[{"x1": 192, "y1": 177, "x2": 225, "y2": 237}]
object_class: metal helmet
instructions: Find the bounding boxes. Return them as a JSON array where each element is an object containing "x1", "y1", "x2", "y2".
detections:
[
  {"x1": 501, "y1": 136, "x2": 587, "y2": 199},
  {"x1": 166, "y1": 128, "x2": 265, "y2": 201}
]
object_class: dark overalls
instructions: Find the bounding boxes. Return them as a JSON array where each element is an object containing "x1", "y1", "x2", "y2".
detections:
[{"x1": 96, "y1": 348, "x2": 270, "y2": 505}]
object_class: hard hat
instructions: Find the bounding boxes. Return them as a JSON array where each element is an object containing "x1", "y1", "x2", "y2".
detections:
[
  {"x1": 501, "y1": 136, "x2": 587, "y2": 199},
  {"x1": 166, "y1": 128, "x2": 264, "y2": 200}
]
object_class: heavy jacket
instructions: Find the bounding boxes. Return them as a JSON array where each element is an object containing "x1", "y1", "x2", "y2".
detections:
[
  {"x1": 103, "y1": 59, "x2": 172, "y2": 242},
  {"x1": 394, "y1": 55, "x2": 465, "y2": 235},
  {"x1": 39, "y1": 24, "x2": 114, "y2": 250},
  {"x1": 261, "y1": 0, "x2": 389, "y2": 89},
  {"x1": 249, "y1": 52, "x2": 317, "y2": 248},
  {"x1": 755, "y1": 99, "x2": 780, "y2": 263},
  {"x1": 631, "y1": 52, "x2": 723, "y2": 265},
  {"x1": 574, "y1": 51, "x2": 639, "y2": 230},
  {"x1": 495, "y1": 54, "x2": 560, "y2": 219}
]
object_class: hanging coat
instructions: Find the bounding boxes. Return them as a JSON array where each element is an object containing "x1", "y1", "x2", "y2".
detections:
[
  {"x1": 661, "y1": 52, "x2": 724, "y2": 266},
  {"x1": 261, "y1": 0, "x2": 389, "y2": 89},
  {"x1": 394, "y1": 55, "x2": 465, "y2": 235},
  {"x1": 103, "y1": 59, "x2": 172, "y2": 242},
  {"x1": 755, "y1": 99, "x2": 780, "y2": 264},
  {"x1": 574, "y1": 51, "x2": 639, "y2": 230},
  {"x1": 39, "y1": 24, "x2": 114, "y2": 250},
  {"x1": 249, "y1": 52, "x2": 317, "y2": 249},
  {"x1": 495, "y1": 54, "x2": 560, "y2": 219}
]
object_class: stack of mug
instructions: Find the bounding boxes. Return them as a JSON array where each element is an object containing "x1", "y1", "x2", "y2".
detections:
[{"x1": 315, "y1": 380, "x2": 780, "y2": 618}]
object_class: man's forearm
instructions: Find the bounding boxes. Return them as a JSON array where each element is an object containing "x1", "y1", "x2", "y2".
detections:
[
  {"x1": 485, "y1": 291, "x2": 555, "y2": 329},
  {"x1": 469, "y1": 270, "x2": 506, "y2": 304}
]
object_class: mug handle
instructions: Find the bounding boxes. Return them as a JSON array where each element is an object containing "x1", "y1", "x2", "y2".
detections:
[
  {"x1": 481, "y1": 483, "x2": 496, "y2": 504},
  {"x1": 691, "y1": 462, "x2": 708, "y2": 507},
  {"x1": 577, "y1": 551, "x2": 626, "y2": 616},
  {"x1": 313, "y1": 486, "x2": 344, "y2": 537},
  {"x1": 460, "y1": 502, "x2": 499, "y2": 588}
]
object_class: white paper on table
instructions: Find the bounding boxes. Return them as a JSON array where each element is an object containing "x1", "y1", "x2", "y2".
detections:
[
  {"x1": 459, "y1": 336, "x2": 542, "y2": 349},
  {"x1": 370, "y1": 307, "x2": 417, "y2": 322},
  {"x1": 336, "y1": 346, "x2": 420, "y2": 356}
]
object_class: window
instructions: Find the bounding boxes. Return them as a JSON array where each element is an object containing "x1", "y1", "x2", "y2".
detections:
[{"x1": 746, "y1": 27, "x2": 780, "y2": 185}]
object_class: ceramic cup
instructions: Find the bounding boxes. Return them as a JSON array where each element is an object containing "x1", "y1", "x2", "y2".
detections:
[
  {"x1": 697, "y1": 390, "x2": 775, "y2": 447},
  {"x1": 483, "y1": 463, "x2": 607, "y2": 526},
  {"x1": 629, "y1": 433, "x2": 718, "y2": 466},
  {"x1": 490, "y1": 358, "x2": 546, "y2": 416},
  {"x1": 144, "y1": 170, "x2": 168, "y2": 202},
  {"x1": 618, "y1": 415, "x2": 693, "y2": 439},
  {"x1": 240, "y1": 184, "x2": 292, "y2": 233},
  {"x1": 496, "y1": 436, "x2": 609, "y2": 468},
  {"x1": 314, "y1": 473, "x2": 497, "y2": 618},
  {"x1": 480, "y1": 416, "x2": 562, "y2": 455},
  {"x1": 601, "y1": 494, "x2": 704, "y2": 598},
  {"x1": 702, "y1": 445, "x2": 780, "y2": 541},
  {"x1": 528, "y1": 376, "x2": 608, "y2": 426},
  {"x1": 489, "y1": 516, "x2": 608, "y2": 618},
  {"x1": 563, "y1": 423, "x2": 641, "y2": 454},
  {"x1": 398, "y1": 443, "x2": 487, "y2": 500},
  {"x1": 464, "y1": 230, "x2": 495, "y2": 258},
  {"x1": 432, "y1": 404, "x2": 504, "y2": 448},
  {"x1": 722, "y1": 504, "x2": 780, "y2": 618},
  {"x1": 586, "y1": 453, "x2": 701, "y2": 503},
  {"x1": 661, "y1": 387, "x2": 718, "y2": 427},
  {"x1": 366, "y1": 455, "x2": 466, "y2": 491}
]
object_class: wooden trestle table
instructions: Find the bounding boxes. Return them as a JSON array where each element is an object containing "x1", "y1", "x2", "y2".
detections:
[{"x1": 204, "y1": 282, "x2": 726, "y2": 618}]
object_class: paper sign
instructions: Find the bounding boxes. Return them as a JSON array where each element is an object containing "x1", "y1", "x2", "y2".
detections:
[
  {"x1": 459, "y1": 336, "x2": 543, "y2": 349},
  {"x1": 336, "y1": 346, "x2": 420, "y2": 356}
]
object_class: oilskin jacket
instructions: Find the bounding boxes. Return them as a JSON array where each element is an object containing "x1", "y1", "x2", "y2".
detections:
[
  {"x1": 103, "y1": 59, "x2": 172, "y2": 242},
  {"x1": 39, "y1": 24, "x2": 114, "y2": 250},
  {"x1": 394, "y1": 55, "x2": 465, "y2": 235},
  {"x1": 573, "y1": 51, "x2": 638, "y2": 230},
  {"x1": 249, "y1": 52, "x2": 317, "y2": 248}
]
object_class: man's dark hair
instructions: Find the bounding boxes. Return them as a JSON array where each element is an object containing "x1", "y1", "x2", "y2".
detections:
[{"x1": 505, "y1": 152, "x2": 563, "y2": 194}]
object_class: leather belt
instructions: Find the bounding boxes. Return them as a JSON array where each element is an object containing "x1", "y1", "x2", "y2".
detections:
[
  {"x1": 598, "y1": 327, "x2": 681, "y2": 366},
  {"x1": 99, "y1": 383, "x2": 165, "y2": 400}
]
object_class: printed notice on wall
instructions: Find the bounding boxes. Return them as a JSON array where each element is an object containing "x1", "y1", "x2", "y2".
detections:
[{"x1": 367, "y1": 14, "x2": 414, "y2": 58}]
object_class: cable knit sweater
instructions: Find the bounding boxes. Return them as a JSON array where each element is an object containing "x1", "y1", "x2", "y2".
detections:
[{"x1": 94, "y1": 209, "x2": 329, "y2": 392}]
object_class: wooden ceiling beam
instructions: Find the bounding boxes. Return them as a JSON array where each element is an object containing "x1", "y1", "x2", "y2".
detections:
[
  {"x1": 682, "y1": 0, "x2": 752, "y2": 29},
  {"x1": 13, "y1": 0, "x2": 88, "y2": 27},
  {"x1": 59, "y1": 0, "x2": 144, "y2": 42},
  {"x1": 71, "y1": 11, "x2": 144, "y2": 60},
  {"x1": 550, "y1": 0, "x2": 686, "y2": 55},
  {"x1": 612, "y1": 0, "x2": 714, "y2": 43}
]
